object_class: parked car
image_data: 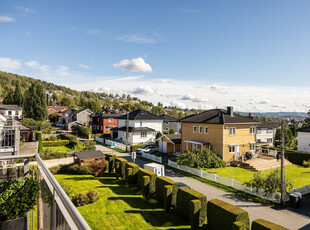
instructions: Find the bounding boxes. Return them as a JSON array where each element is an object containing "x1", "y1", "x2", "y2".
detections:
[
  {"x1": 176, "y1": 182, "x2": 191, "y2": 189},
  {"x1": 136, "y1": 144, "x2": 157, "y2": 155},
  {"x1": 143, "y1": 146, "x2": 158, "y2": 154}
]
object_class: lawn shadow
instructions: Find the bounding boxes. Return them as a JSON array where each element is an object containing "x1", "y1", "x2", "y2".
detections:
[
  {"x1": 124, "y1": 210, "x2": 190, "y2": 228},
  {"x1": 271, "y1": 199, "x2": 310, "y2": 218},
  {"x1": 98, "y1": 178, "x2": 142, "y2": 195},
  {"x1": 61, "y1": 176, "x2": 95, "y2": 181},
  {"x1": 108, "y1": 196, "x2": 161, "y2": 210}
]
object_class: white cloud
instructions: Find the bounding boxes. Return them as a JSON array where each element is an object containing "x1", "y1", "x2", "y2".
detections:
[
  {"x1": 79, "y1": 64, "x2": 90, "y2": 69},
  {"x1": 169, "y1": 100, "x2": 188, "y2": 109},
  {"x1": 113, "y1": 57, "x2": 152, "y2": 73},
  {"x1": 152, "y1": 79, "x2": 167, "y2": 83},
  {"x1": 131, "y1": 85, "x2": 156, "y2": 95},
  {"x1": 180, "y1": 94, "x2": 208, "y2": 103},
  {"x1": 116, "y1": 34, "x2": 157, "y2": 44},
  {"x1": 56, "y1": 66, "x2": 70, "y2": 76},
  {"x1": 0, "y1": 58, "x2": 22, "y2": 72},
  {"x1": 25, "y1": 60, "x2": 40, "y2": 68},
  {"x1": 210, "y1": 85, "x2": 230, "y2": 94},
  {"x1": 93, "y1": 87, "x2": 110, "y2": 93},
  {"x1": 0, "y1": 16, "x2": 15, "y2": 22}
]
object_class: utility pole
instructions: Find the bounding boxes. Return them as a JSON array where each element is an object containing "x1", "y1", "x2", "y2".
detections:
[
  {"x1": 125, "y1": 112, "x2": 129, "y2": 152},
  {"x1": 280, "y1": 120, "x2": 286, "y2": 205}
]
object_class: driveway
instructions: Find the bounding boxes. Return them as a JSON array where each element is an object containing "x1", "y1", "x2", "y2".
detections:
[{"x1": 96, "y1": 144, "x2": 310, "y2": 229}]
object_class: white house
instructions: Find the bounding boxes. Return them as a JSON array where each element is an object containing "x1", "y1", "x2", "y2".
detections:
[
  {"x1": 0, "y1": 105, "x2": 22, "y2": 120},
  {"x1": 297, "y1": 126, "x2": 310, "y2": 152},
  {"x1": 256, "y1": 121, "x2": 278, "y2": 146},
  {"x1": 111, "y1": 109, "x2": 163, "y2": 145}
]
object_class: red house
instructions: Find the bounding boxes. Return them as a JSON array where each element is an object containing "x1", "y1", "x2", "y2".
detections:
[
  {"x1": 47, "y1": 106, "x2": 69, "y2": 119},
  {"x1": 91, "y1": 113, "x2": 122, "y2": 134}
]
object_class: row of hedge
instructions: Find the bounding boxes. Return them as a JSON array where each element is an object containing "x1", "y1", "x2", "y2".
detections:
[
  {"x1": 105, "y1": 155, "x2": 289, "y2": 230},
  {"x1": 42, "y1": 140, "x2": 70, "y2": 147}
]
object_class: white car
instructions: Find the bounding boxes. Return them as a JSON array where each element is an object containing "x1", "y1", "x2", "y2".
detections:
[{"x1": 136, "y1": 145, "x2": 158, "y2": 155}]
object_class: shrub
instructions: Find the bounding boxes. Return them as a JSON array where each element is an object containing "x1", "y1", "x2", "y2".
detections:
[
  {"x1": 89, "y1": 160, "x2": 107, "y2": 177},
  {"x1": 115, "y1": 158, "x2": 128, "y2": 179},
  {"x1": 207, "y1": 199, "x2": 249, "y2": 230},
  {"x1": 156, "y1": 176, "x2": 178, "y2": 209},
  {"x1": 137, "y1": 169, "x2": 157, "y2": 197},
  {"x1": 72, "y1": 193, "x2": 90, "y2": 207},
  {"x1": 286, "y1": 150, "x2": 310, "y2": 165},
  {"x1": 130, "y1": 144, "x2": 144, "y2": 152},
  {"x1": 83, "y1": 140, "x2": 96, "y2": 151},
  {"x1": 176, "y1": 187, "x2": 207, "y2": 226},
  {"x1": 105, "y1": 153, "x2": 116, "y2": 173},
  {"x1": 35, "y1": 131, "x2": 43, "y2": 153},
  {"x1": 176, "y1": 149, "x2": 225, "y2": 169},
  {"x1": 72, "y1": 125, "x2": 91, "y2": 138},
  {"x1": 232, "y1": 221, "x2": 247, "y2": 230},
  {"x1": 58, "y1": 133, "x2": 78, "y2": 146},
  {"x1": 163, "y1": 185, "x2": 173, "y2": 211},
  {"x1": 125, "y1": 162, "x2": 140, "y2": 186},
  {"x1": 49, "y1": 165, "x2": 61, "y2": 174},
  {"x1": 86, "y1": 190, "x2": 99, "y2": 203},
  {"x1": 169, "y1": 128, "x2": 175, "y2": 134},
  {"x1": 0, "y1": 178, "x2": 39, "y2": 221},
  {"x1": 49, "y1": 135, "x2": 57, "y2": 141},
  {"x1": 79, "y1": 164, "x2": 94, "y2": 175},
  {"x1": 251, "y1": 219, "x2": 289, "y2": 230},
  {"x1": 190, "y1": 199, "x2": 201, "y2": 230},
  {"x1": 303, "y1": 160, "x2": 310, "y2": 167},
  {"x1": 42, "y1": 140, "x2": 69, "y2": 147}
]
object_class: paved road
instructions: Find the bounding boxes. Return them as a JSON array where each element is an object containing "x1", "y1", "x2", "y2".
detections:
[{"x1": 96, "y1": 144, "x2": 310, "y2": 230}]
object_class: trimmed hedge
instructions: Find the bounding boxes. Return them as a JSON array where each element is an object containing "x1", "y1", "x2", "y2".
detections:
[
  {"x1": 176, "y1": 187, "x2": 207, "y2": 226},
  {"x1": 190, "y1": 199, "x2": 201, "y2": 230},
  {"x1": 137, "y1": 169, "x2": 157, "y2": 197},
  {"x1": 252, "y1": 219, "x2": 289, "y2": 230},
  {"x1": 156, "y1": 176, "x2": 178, "y2": 209},
  {"x1": 207, "y1": 199, "x2": 249, "y2": 230},
  {"x1": 131, "y1": 144, "x2": 144, "y2": 152},
  {"x1": 232, "y1": 221, "x2": 247, "y2": 230},
  {"x1": 115, "y1": 158, "x2": 128, "y2": 179},
  {"x1": 285, "y1": 150, "x2": 310, "y2": 165},
  {"x1": 163, "y1": 185, "x2": 172, "y2": 211},
  {"x1": 42, "y1": 140, "x2": 69, "y2": 147},
  {"x1": 125, "y1": 162, "x2": 140, "y2": 186},
  {"x1": 105, "y1": 153, "x2": 116, "y2": 173}
]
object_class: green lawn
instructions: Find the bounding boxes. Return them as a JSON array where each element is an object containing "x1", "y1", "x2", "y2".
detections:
[
  {"x1": 204, "y1": 164, "x2": 310, "y2": 189},
  {"x1": 54, "y1": 174, "x2": 190, "y2": 230},
  {"x1": 43, "y1": 145, "x2": 72, "y2": 152}
]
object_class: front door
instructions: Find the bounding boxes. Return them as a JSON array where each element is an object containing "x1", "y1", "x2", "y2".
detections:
[{"x1": 163, "y1": 142, "x2": 167, "y2": 153}]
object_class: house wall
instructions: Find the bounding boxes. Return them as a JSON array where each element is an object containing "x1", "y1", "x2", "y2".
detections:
[
  {"x1": 102, "y1": 118, "x2": 118, "y2": 133},
  {"x1": 117, "y1": 130, "x2": 155, "y2": 145},
  {"x1": 298, "y1": 132, "x2": 310, "y2": 152},
  {"x1": 77, "y1": 110, "x2": 92, "y2": 126},
  {"x1": 1, "y1": 109, "x2": 22, "y2": 120},
  {"x1": 163, "y1": 121, "x2": 181, "y2": 134},
  {"x1": 118, "y1": 119, "x2": 163, "y2": 133},
  {"x1": 256, "y1": 128, "x2": 276, "y2": 144}
]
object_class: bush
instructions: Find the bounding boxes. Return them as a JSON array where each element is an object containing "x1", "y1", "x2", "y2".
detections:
[
  {"x1": 207, "y1": 199, "x2": 249, "y2": 230},
  {"x1": 232, "y1": 222, "x2": 247, "y2": 230},
  {"x1": 176, "y1": 187, "x2": 207, "y2": 226},
  {"x1": 72, "y1": 193, "x2": 90, "y2": 207},
  {"x1": 0, "y1": 178, "x2": 39, "y2": 221},
  {"x1": 72, "y1": 125, "x2": 91, "y2": 138},
  {"x1": 286, "y1": 150, "x2": 310, "y2": 165},
  {"x1": 176, "y1": 149, "x2": 225, "y2": 169},
  {"x1": 83, "y1": 140, "x2": 96, "y2": 151},
  {"x1": 115, "y1": 158, "x2": 128, "y2": 179},
  {"x1": 125, "y1": 162, "x2": 140, "y2": 186},
  {"x1": 35, "y1": 131, "x2": 43, "y2": 153},
  {"x1": 303, "y1": 160, "x2": 310, "y2": 167},
  {"x1": 156, "y1": 176, "x2": 178, "y2": 209},
  {"x1": 105, "y1": 153, "x2": 116, "y2": 173},
  {"x1": 88, "y1": 160, "x2": 107, "y2": 177},
  {"x1": 42, "y1": 140, "x2": 69, "y2": 147},
  {"x1": 58, "y1": 133, "x2": 78, "y2": 146},
  {"x1": 49, "y1": 165, "x2": 61, "y2": 174},
  {"x1": 137, "y1": 169, "x2": 157, "y2": 198},
  {"x1": 251, "y1": 219, "x2": 289, "y2": 230},
  {"x1": 86, "y1": 190, "x2": 99, "y2": 203},
  {"x1": 49, "y1": 135, "x2": 57, "y2": 141},
  {"x1": 190, "y1": 199, "x2": 201, "y2": 230},
  {"x1": 130, "y1": 144, "x2": 144, "y2": 152}
]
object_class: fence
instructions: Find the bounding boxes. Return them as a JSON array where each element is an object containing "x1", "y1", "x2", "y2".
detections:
[
  {"x1": 94, "y1": 136, "x2": 127, "y2": 151},
  {"x1": 168, "y1": 159, "x2": 284, "y2": 203},
  {"x1": 142, "y1": 152, "x2": 162, "y2": 163}
]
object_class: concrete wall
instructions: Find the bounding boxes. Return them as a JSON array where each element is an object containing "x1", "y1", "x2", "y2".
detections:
[
  {"x1": 298, "y1": 132, "x2": 310, "y2": 152},
  {"x1": 77, "y1": 110, "x2": 92, "y2": 126}
]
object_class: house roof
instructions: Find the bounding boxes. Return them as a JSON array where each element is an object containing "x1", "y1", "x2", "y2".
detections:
[
  {"x1": 297, "y1": 126, "x2": 310, "y2": 133},
  {"x1": 0, "y1": 105, "x2": 22, "y2": 110},
  {"x1": 159, "y1": 114, "x2": 178, "y2": 122},
  {"x1": 72, "y1": 108, "x2": 93, "y2": 116},
  {"x1": 93, "y1": 113, "x2": 123, "y2": 118},
  {"x1": 180, "y1": 109, "x2": 260, "y2": 124},
  {"x1": 110, "y1": 126, "x2": 155, "y2": 133},
  {"x1": 118, "y1": 109, "x2": 163, "y2": 120},
  {"x1": 257, "y1": 121, "x2": 278, "y2": 129},
  {"x1": 47, "y1": 106, "x2": 69, "y2": 113},
  {"x1": 74, "y1": 151, "x2": 105, "y2": 160},
  {"x1": 159, "y1": 134, "x2": 181, "y2": 144}
]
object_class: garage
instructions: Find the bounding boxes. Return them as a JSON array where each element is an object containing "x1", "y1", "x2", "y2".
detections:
[{"x1": 157, "y1": 134, "x2": 181, "y2": 154}]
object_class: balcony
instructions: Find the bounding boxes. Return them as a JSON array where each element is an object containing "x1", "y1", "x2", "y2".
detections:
[{"x1": 0, "y1": 154, "x2": 91, "y2": 230}]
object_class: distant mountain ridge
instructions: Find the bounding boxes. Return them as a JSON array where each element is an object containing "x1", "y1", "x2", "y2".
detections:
[{"x1": 238, "y1": 111, "x2": 308, "y2": 120}]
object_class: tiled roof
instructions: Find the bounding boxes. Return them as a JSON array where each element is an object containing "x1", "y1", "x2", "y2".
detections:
[
  {"x1": 159, "y1": 114, "x2": 178, "y2": 122},
  {"x1": 110, "y1": 126, "x2": 155, "y2": 133},
  {"x1": 165, "y1": 134, "x2": 181, "y2": 144},
  {"x1": 93, "y1": 113, "x2": 123, "y2": 118},
  {"x1": 257, "y1": 121, "x2": 278, "y2": 129},
  {"x1": 180, "y1": 109, "x2": 260, "y2": 124},
  {"x1": 297, "y1": 126, "x2": 310, "y2": 132},
  {"x1": 74, "y1": 151, "x2": 105, "y2": 159},
  {"x1": 118, "y1": 109, "x2": 163, "y2": 120},
  {"x1": 0, "y1": 105, "x2": 22, "y2": 110},
  {"x1": 47, "y1": 106, "x2": 68, "y2": 112}
]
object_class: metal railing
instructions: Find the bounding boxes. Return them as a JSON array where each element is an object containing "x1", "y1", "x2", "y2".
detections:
[{"x1": 0, "y1": 154, "x2": 91, "y2": 230}]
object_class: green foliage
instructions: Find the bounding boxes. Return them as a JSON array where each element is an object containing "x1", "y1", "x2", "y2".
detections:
[
  {"x1": 232, "y1": 221, "x2": 247, "y2": 230},
  {"x1": 0, "y1": 178, "x2": 39, "y2": 221},
  {"x1": 138, "y1": 169, "x2": 157, "y2": 197},
  {"x1": 105, "y1": 153, "x2": 116, "y2": 173},
  {"x1": 302, "y1": 160, "x2": 310, "y2": 167},
  {"x1": 115, "y1": 158, "x2": 128, "y2": 179},
  {"x1": 163, "y1": 185, "x2": 173, "y2": 212},
  {"x1": 57, "y1": 133, "x2": 78, "y2": 145},
  {"x1": 286, "y1": 150, "x2": 310, "y2": 165},
  {"x1": 72, "y1": 125, "x2": 91, "y2": 138},
  {"x1": 130, "y1": 144, "x2": 145, "y2": 152},
  {"x1": 59, "y1": 181, "x2": 73, "y2": 197},
  {"x1": 82, "y1": 140, "x2": 96, "y2": 151},
  {"x1": 3, "y1": 87, "x2": 14, "y2": 104},
  {"x1": 176, "y1": 149, "x2": 225, "y2": 169},
  {"x1": 274, "y1": 127, "x2": 295, "y2": 148},
  {"x1": 245, "y1": 169, "x2": 293, "y2": 195},
  {"x1": 49, "y1": 163, "x2": 93, "y2": 175},
  {"x1": 49, "y1": 113, "x2": 59, "y2": 123},
  {"x1": 89, "y1": 160, "x2": 107, "y2": 177},
  {"x1": 13, "y1": 81, "x2": 23, "y2": 105},
  {"x1": 86, "y1": 190, "x2": 99, "y2": 203},
  {"x1": 125, "y1": 162, "x2": 140, "y2": 186},
  {"x1": 87, "y1": 100, "x2": 101, "y2": 113},
  {"x1": 34, "y1": 131, "x2": 43, "y2": 153},
  {"x1": 156, "y1": 132, "x2": 163, "y2": 139},
  {"x1": 207, "y1": 199, "x2": 249, "y2": 230},
  {"x1": 156, "y1": 176, "x2": 178, "y2": 209},
  {"x1": 190, "y1": 199, "x2": 201, "y2": 230},
  {"x1": 169, "y1": 128, "x2": 175, "y2": 134},
  {"x1": 251, "y1": 219, "x2": 289, "y2": 230},
  {"x1": 176, "y1": 187, "x2": 207, "y2": 226},
  {"x1": 72, "y1": 193, "x2": 90, "y2": 207},
  {"x1": 42, "y1": 140, "x2": 69, "y2": 147},
  {"x1": 60, "y1": 96, "x2": 74, "y2": 107}
]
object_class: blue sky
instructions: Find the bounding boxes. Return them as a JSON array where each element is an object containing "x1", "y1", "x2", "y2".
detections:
[{"x1": 1, "y1": 0, "x2": 310, "y2": 112}]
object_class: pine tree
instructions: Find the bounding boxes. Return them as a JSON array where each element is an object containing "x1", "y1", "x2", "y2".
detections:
[
  {"x1": 3, "y1": 87, "x2": 14, "y2": 104},
  {"x1": 13, "y1": 81, "x2": 23, "y2": 105}
]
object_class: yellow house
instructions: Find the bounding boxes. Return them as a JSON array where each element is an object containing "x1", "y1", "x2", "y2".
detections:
[{"x1": 180, "y1": 106, "x2": 260, "y2": 163}]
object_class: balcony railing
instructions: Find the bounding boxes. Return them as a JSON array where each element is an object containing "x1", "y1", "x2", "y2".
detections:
[{"x1": 0, "y1": 154, "x2": 91, "y2": 230}]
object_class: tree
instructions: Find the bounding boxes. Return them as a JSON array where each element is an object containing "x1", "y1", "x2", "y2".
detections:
[
  {"x1": 87, "y1": 100, "x2": 101, "y2": 113},
  {"x1": 169, "y1": 128, "x2": 175, "y2": 134},
  {"x1": 49, "y1": 113, "x2": 59, "y2": 124},
  {"x1": 23, "y1": 82, "x2": 48, "y2": 121},
  {"x1": 3, "y1": 87, "x2": 14, "y2": 104},
  {"x1": 13, "y1": 81, "x2": 23, "y2": 105},
  {"x1": 156, "y1": 132, "x2": 162, "y2": 139},
  {"x1": 60, "y1": 97, "x2": 74, "y2": 107}
]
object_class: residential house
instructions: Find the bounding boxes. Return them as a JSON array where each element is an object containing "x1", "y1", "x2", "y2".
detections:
[
  {"x1": 0, "y1": 115, "x2": 20, "y2": 156},
  {"x1": 157, "y1": 134, "x2": 181, "y2": 154},
  {"x1": 160, "y1": 114, "x2": 181, "y2": 134},
  {"x1": 180, "y1": 106, "x2": 260, "y2": 163},
  {"x1": 0, "y1": 105, "x2": 22, "y2": 120},
  {"x1": 66, "y1": 109, "x2": 93, "y2": 131},
  {"x1": 91, "y1": 111, "x2": 123, "y2": 134},
  {"x1": 256, "y1": 121, "x2": 278, "y2": 146},
  {"x1": 111, "y1": 109, "x2": 163, "y2": 145},
  {"x1": 47, "y1": 105, "x2": 69, "y2": 119},
  {"x1": 297, "y1": 126, "x2": 310, "y2": 152}
]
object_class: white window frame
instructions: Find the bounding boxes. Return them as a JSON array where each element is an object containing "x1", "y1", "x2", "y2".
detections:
[
  {"x1": 250, "y1": 126, "x2": 255, "y2": 134},
  {"x1": 229, "y1": 127, "x2": 236, "y2": 136},
  {"x1": 193, "y1": 125, "x2": 197, "y2": 133},
  {"x1": 250, "y1": 142, "x2": 256, "y2": 151},
  {"x1": 229, "y1": 144, "x2": 236, "y2": 154},
  {"x1": 141, "y1": 132, "x2": 147, "y2": 138},
  {"x1": 267, "y1": 138, "x2": 273, "y2": 143},
  {"x1": 204, "y1": 126, "x2": 208, "y2": 134},
  {"x1": 198, "y1": 126, "x2": 202, "y2": 133},
  {"x1": 140, "y1": 121, "x2": 143, "y2": 126},
  {"x1": 108, "y1": 118, "x2": 113, "y2": 123},
  {"x1": 107, "y1": 126, "x2": 114, "y2": 130}
]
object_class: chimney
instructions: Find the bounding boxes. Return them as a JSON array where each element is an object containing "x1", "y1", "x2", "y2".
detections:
[
  {"x1": 227, "y1": 106, "x2": 234, "y2": 117},
  {"x1": 249, "y1": 113, "x2": 253, "y2": 118}
]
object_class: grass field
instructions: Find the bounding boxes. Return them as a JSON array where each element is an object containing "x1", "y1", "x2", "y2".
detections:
[
  {"x1": 43, "y1": 145, "x2": 72, "y2": 152},
  {"x1": 54, "y1": 174, "x2": 190, "y2": 230},
  {"x1": 205, "y1": 164, "x2": 310, "y2": 189}
]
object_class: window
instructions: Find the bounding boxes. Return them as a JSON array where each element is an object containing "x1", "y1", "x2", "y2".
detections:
[
  {"x1": 250, "y1": 126, "x2": 255, "y2": 134},
  {"x1": 204, "y1": 126, "x2": 208, "y2": 134},
  {"x1": 199, "y1": 126, "x2": 202, "y2": 133},
  {"x1": 257, "y1": 129, "x2": 261, "y2": 134},
  {"x1": 108, "y1": 126, "x2": 114, "y2": 130},
  {"x1": 165, "y1": 128, "x2": 169, "y2": 131},
  {"x1": 15, "y1": 111, "x2": 18, "y2": 115},
  {"x1": 267, "y1": 138, "x2": 273, "y2": 143},
  {"x1": 141, "y1": 132, "x2": 147, "y2": 138},
  {"x1": 165, "y1": 122, "x2": 169, "y2": 125},
  {"x1": 100, "y1": 126, "x2": 103, "y2": 131},
  {"x1": 267, "y1": 128, "x2": 273, "y2": 133},
  {"x1": 250, "y1": 143, "x2": 255, "y2": 151},
  {"x1": 8, "y1": 111, "x2": 12, "y2": 115},
  {"x1": 108, "y1": 118, "x2": 113, "y2": 123},
  {"x1": 140, "y1": 121, "x2": 143, "y2": 126},
  {"x1": 229, "y1": 127, "x2": 236, "y2": 136},
  {"x1": 193, "y1": 126, "x2": 197, "y2": 133},
  {"x1": 229, "y1": 145, "x2": 236, "y2": 153}
]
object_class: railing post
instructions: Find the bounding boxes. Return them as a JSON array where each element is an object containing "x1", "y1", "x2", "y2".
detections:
[
  {"x1": 37, "y1": 168, "x2": 43, "y2": 230},
  {"x1": 200, "y1": 169, "x2": 203, "y2": 177},
  {"x1": 52, "y1": 188, "x2": 57, "y2": 230},
  {"x1": 231, "y1": 179, "x2": 234, "y2": 187},
  {"x1": 24, "y1": 157, "x2": 29, "y2": 178},
  {"x1": 214, "y1": 174, "x2": 217, "y2": 182}
]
